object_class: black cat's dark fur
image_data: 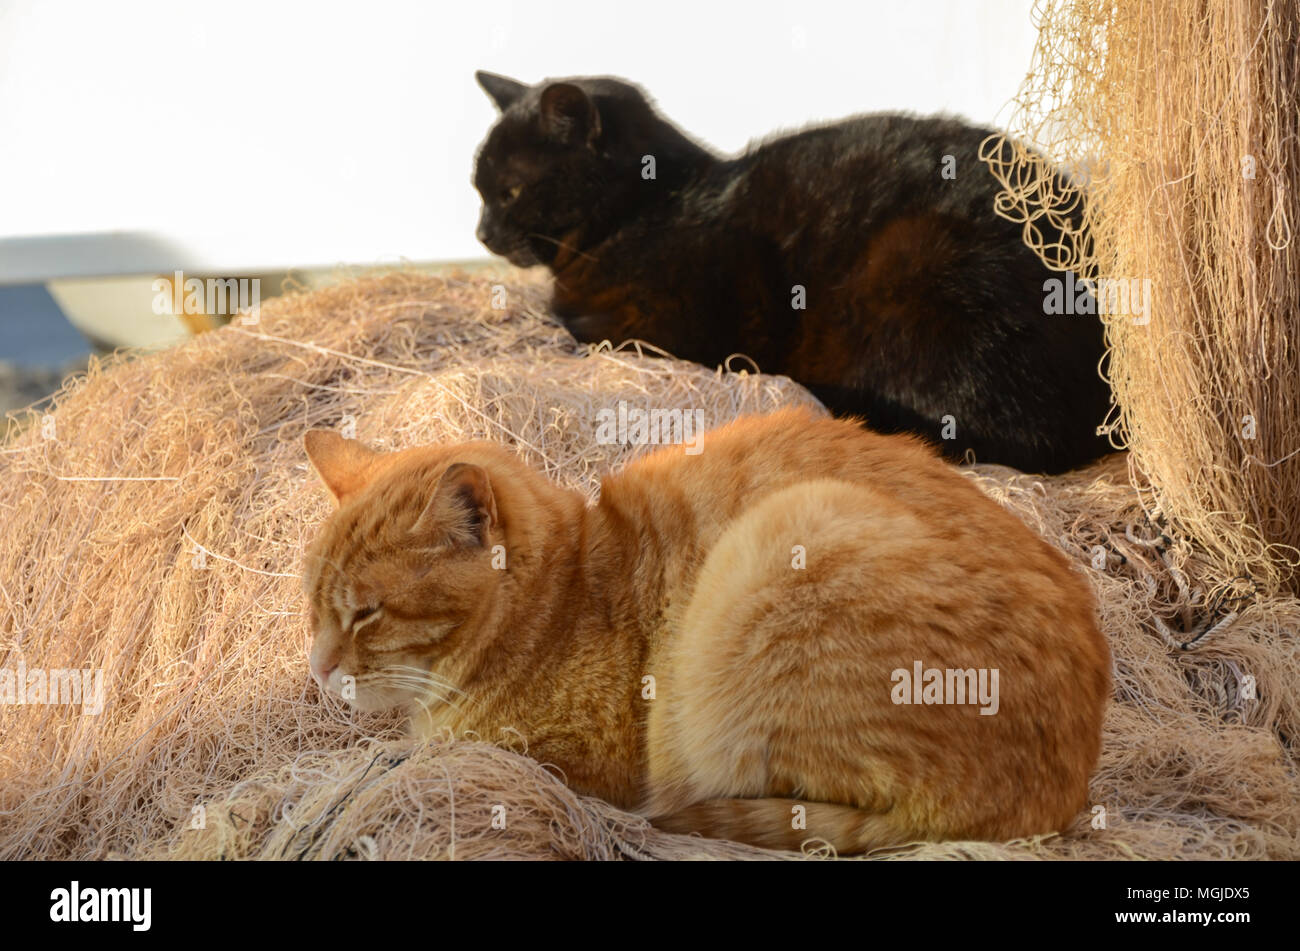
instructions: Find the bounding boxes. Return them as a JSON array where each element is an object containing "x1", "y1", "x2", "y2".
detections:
[{"x1": 472, "y1": 71, "x2": 1111, "y2": 473}]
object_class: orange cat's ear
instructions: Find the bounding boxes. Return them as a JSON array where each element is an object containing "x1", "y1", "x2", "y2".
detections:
[
  {"x1": 415, "y1": 462, "x2": 498, "y2": 545},
  {"x1": 304, "y1": 430, "x2": 380, "y2": 506}
]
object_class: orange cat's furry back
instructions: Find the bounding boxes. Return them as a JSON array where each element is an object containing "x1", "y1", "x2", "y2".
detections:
[{"x1": 301, "y1": 408, "x2": 1110, "y2": 853}]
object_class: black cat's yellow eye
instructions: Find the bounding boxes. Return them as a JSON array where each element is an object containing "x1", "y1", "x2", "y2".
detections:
[{"x1": 500, "y1": 183, "x2": 523, "y2": 203}]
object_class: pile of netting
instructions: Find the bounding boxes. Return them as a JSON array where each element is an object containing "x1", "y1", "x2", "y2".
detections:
[{"x1": 1, "y1": 270, "x2": 1295, "y2": 860}]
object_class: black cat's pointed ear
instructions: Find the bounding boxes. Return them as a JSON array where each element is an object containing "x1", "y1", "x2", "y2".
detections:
[
  {"x1": 476, "y1": 70, "x2": 527, "y2": 111},
  {"x1": 539, "y1": 82, "x2": 600, "y2": 146}
]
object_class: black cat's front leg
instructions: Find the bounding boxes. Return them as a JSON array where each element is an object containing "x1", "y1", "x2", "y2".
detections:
[
  {"x1": 549, "y1": 293, "x2": 671, "y2": 356},
  {"x1": 555, "y1": 309, "x2": 624, "y2": 345}
]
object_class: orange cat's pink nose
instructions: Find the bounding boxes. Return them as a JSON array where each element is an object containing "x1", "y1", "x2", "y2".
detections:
[{"x1": 310, "y1": 656, "x2": 338, "y2": 684}]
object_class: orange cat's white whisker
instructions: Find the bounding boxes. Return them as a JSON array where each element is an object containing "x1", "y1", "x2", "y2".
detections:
[{"x1": 385, "y1": 665, "x2": 470, "y2": 697}]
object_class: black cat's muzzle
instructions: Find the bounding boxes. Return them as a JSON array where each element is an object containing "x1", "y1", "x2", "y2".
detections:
[
  {"x1": 476, "y1": 215, "x2": 539, "y2": 267},
  {"x1": 501, "y1": 245, "x2": 540, "y2": 267}
]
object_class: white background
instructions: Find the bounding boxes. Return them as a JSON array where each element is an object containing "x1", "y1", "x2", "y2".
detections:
[{"x1": 0, "y1": 0, "x2": 1039, "y2": 279}]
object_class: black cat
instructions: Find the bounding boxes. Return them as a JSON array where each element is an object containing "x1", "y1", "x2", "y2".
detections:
[{"x1": 472, "y1": 70, "x2": 1110, "y2": 473}]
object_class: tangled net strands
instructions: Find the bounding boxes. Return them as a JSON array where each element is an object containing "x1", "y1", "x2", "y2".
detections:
[
  {"x1": 982, "y1": 0, "x2": 1300, "y2": 598},
  {"x1": 0, "y1": 270, "x2": 1296, "y2": 860}
]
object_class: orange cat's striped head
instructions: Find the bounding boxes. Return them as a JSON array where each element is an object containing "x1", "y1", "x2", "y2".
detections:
[{"x1": 301, "y1": 430, "x2": 520, "y2": 713}]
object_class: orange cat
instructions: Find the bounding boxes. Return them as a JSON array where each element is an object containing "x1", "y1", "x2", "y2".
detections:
[{"x1": 302, "y1": 408, "x2": 1110, "y2": 852}]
